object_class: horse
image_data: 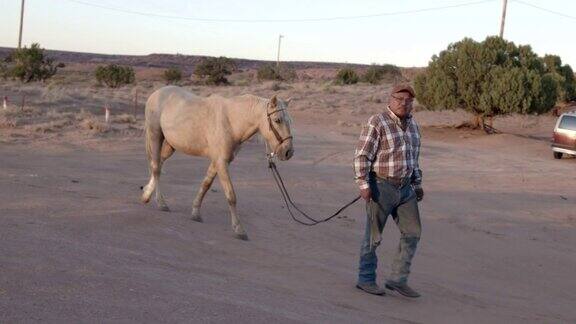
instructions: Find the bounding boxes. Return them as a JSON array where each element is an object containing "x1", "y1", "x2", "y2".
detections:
[{"x1": 141, "y1": 86, "x2": 294, "y2": 240}]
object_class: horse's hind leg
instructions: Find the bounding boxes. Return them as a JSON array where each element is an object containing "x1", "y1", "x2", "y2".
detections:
[
  {"x1": 141, "y1": 129, "x2": 170, "y2": 211},
  {"x1": 160, "y1": 140, "x2": 175, "y2": 163},
  {"x1": 154, "y1": 140, "x2": 174, "y2": 211},
  {"x1": 191, "y1": 162, "x2": 217, "y2": 222}
]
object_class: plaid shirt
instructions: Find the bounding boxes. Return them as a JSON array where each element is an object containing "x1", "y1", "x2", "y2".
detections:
[{"x1": 354, "y1": 106, "x2": 422, "y2": 191}]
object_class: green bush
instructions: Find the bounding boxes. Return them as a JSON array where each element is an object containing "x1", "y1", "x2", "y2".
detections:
[
  {"x1": 542, "y1": 54, "x2": 576, "y2": 102},
  {"x1": 414, "y1": 36, "x2": 575, "y2": 129},
  {"x1": 257, "y1": 63, "x2": 296, "y2": 81},
  {"x1": 335, "y1": 67, "x2": 359, "y2": 85},
  {"x1": 257, "y1": 64, "x2": 280, "y2": 81},
  {"x1": 194, "y1": 56, "x2": 236, "y2": 85},
  {"x1": 362, "y1": 64, "x2": 402, "y2": 84},
  {"x1": 95, "y1": 64, "x2": 135, "y2": 88},
  {"x1": 5, "y1": 43, "x2": 64, "y2": 82},
  {"x1": 163, "y1": 67, "x2": 182, "y2": 84}
]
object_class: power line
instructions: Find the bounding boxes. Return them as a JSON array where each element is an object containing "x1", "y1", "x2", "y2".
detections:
[
  {"x1": 62, "y1": 0, "x2": 497, "y2": 23},
  {"x1": 513, "y1": 0, "x2": 576, "y2": 21}
]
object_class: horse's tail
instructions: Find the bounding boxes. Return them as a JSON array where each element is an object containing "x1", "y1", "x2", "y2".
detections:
[
  {"x1": 143, "y1": 92, "x2": 159, "y2": 165},
  {"x1": 144, "y1": 123, "x2": 153, "y2": 162},
  {"x1": 140, "y1": 98, "x2": 155, "y2": 192}
]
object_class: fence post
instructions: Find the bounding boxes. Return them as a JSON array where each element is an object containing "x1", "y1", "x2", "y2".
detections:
[
  {"x1": 20, "y1": 94, "x2": 25, "y2": 112},
  {"x1": 133, "y1": 89, "x2": 138, "y2": 117},
  {"x1": 104, "y1": 104, "x2": 110, "y2": 123}
]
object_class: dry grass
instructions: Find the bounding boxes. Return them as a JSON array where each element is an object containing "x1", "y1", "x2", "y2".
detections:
[
  {"x1": 0, "y1": 96, "x2": 143, "y2": 141},
  {"x1": 0, "y1": 106, "x2": 40, "y2": 128},
  {"x1": 0, "y1": 79, "x2": 456, "y2": 127},
  {"x1": 0, "y1": 64, "x2": 560, "y2": 145},
  {"x1": 0, "y1": 115, "x2": 21, "y2": 128},
  {"x1": 26, "y1": 119, "x2": 73, "y2": 133},
  {"x1": 112, "y1": 113, "x2": 137, "y2": 124},
  {"x1": 78, "y1": 118, "x2": 111, "y2": 133}
]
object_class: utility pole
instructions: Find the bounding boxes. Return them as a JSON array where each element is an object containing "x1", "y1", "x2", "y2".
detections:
[
  {"x1": 499, "y1": 0, "x2": 508, "y2": 38},
  {"x1": 276, "y1": 35, "x2": 284, "y2": 71},
  {"x1": 18, "y1": 0, "x2": 25, "y2": 48}
]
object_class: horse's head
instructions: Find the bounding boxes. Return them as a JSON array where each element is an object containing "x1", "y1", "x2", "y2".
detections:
[{"x1": 261, "y1": 95, "x2": 294, "y2": 161}]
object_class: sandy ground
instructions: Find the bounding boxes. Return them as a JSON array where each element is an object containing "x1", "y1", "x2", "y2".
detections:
[{"x1": 1, "y1": 83, "x2": 576, "y2": 323}]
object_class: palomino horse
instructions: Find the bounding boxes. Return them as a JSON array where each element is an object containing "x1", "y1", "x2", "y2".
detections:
[{"x1": 141, "y1": 86, "x2": 294, "y2": 240}]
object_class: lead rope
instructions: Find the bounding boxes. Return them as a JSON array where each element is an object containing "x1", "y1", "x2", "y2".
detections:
[{"x1": 265, "y1": 142, "x2": 361, "y2": 226}]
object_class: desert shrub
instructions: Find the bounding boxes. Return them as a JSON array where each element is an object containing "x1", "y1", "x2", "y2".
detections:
[
  {"x1": 27, "y1": 119, "x2": 72, "y2": 133},
  {"x1": 362, "y1": 64, "x2": 402, "y2": 84},
  {"x1": 95, "y1": 64, "x2": 135, "y2": 88},
  {"x1": 163, "y1": 67, "x2": 182, "y2": 84},
  {"x1": 0, "y1": 113, "x2": 21, "y2": 128},
  {"x1": 414, "y1": 36, "x2": 574, "y2": 129},
  {"x1": 257, "y1": 64, "x2": 279, "y2": 81},
  {"x1": 79, "y1": 118, "x2": 111, "y2": 133},
  {"x1": 269, "y1": 82, "x2": 282, "y2": 91},
  {"x1": 334, "y1": 67, "x2": 359, "y2": 85},
  {"x1": 0, "y1": 60, "x2": 8, "y2": 80},
  {"x1": 4, "y1": 43, "x2": 64, "y2": 82},
  {"x1": 194, "y1": 56, "x2": 236, "y2": 85},
  {"x1": 279, "y1": 65, "x2": 296, "y2": 81},
  {"x1": 257, "y1": 63, "x2": 296, "y2": 81},
  {"x1": 113, "y1": 113, "x2": 137, "y2": 124}
]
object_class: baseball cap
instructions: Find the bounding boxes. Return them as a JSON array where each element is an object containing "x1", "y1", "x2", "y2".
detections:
[{"x1": 391, "y1": 84, "x2": 415, "y2": 97}]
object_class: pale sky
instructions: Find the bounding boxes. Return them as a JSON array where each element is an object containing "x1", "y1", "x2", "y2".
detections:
[{"x1": 1, "y1": 0, "x2": 575, "y2": 68}]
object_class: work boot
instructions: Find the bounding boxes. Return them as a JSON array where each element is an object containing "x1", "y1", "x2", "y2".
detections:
[
  {"x1": 356, "y1": 282, "x2": 386, "y2": 296},
  {"x1": 385, "y1": 280, "x2": 421, "y2": 298}
]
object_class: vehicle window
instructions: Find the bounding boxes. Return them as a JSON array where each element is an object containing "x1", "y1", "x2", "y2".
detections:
[{"x1": 559, "y1": 115, "x2": 576, "y2": 131}]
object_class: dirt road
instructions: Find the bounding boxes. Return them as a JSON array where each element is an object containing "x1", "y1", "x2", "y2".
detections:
[{"x1": 1, "y1": 119, "x2": 575, "y2": 323}]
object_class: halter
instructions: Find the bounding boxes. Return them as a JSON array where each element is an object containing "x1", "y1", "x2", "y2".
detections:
[{"x1": 267, "y1": 108, "x2": 293, "y2": 146}]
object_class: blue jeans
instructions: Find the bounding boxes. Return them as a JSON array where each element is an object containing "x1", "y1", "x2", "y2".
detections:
[{"x1": 357, "y1": 178, "x2": 422, "y2": 285}]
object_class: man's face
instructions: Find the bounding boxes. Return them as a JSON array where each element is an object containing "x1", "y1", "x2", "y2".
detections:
[{"x1": 388, "y1": 91, "x2": 414, "y2": 119}]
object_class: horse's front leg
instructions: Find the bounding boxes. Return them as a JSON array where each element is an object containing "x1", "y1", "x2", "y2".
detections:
[{"x1": 215, "y1": 159, "x2": 248, "y2": 241}]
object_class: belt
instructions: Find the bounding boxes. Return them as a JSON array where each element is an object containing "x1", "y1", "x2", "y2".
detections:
[{"x1": 371, "y1": 173, "x2": 411, "y2": 189}]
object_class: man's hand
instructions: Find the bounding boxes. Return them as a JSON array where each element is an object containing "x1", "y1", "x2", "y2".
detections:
[
  {"x1": 360, "y1": 188, "x2": 372, "y2": 202},
  {"x1": 415, "y1": 188, "x2": 424, "y2": 202}
]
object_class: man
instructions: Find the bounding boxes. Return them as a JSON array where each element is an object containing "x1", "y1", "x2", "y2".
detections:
[{"x1": 353, "y1": 84, "x2": 423, "y2": 298}]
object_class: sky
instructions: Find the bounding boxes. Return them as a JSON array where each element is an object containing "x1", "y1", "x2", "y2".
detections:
[{"x1": 1, "y1": 0, "x2": 575, "y2": 68}]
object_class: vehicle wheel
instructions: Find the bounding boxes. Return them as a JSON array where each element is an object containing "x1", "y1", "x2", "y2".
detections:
[{"x1": 553, "y1": 152, "x2": 563, "y2": 159}]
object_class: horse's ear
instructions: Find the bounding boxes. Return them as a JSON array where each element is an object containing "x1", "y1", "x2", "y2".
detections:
[
  {"x1": 286, "y1": 97, "x2": 293, "y2": 105},
  {"x1": 270, "y1": 95, "x2": 278, "y2": 107}
]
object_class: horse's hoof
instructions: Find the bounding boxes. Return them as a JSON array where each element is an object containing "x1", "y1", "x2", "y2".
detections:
[
  {"x1": 234, "y1": 233, "x2": 249, "y2": 241},
  {"x1": 159, "y1": 205, "x2": 170, "y2": 212},
  {"x1": 191, "y1": 208, "x2": 203, "y2": 222}
]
